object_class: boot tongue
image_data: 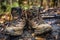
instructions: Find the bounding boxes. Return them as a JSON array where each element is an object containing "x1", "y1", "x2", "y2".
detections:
[
  {"x1": 32, "y1": 15, "x2": 45, "y2": 25},
  {"x1": 30, "y1": 10, "x2": 38, "y2": 19},
  {"x1": 11, "y1": 7, "x2": 22, "y2": 19}
]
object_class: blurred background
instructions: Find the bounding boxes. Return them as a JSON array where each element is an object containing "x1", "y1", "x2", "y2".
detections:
[{"x1": 0, "y1": 0, "x2": 60, "y2": 13}]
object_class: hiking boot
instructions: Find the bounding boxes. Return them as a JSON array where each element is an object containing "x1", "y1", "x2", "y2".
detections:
[
  {"x1": 28, "y1": 8, "x2": 52, "y2": 34},
  {"x1": 5, "y1": 7, "x2": 26, "y2": 36}
]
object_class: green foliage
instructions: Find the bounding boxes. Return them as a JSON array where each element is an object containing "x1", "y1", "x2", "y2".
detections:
[
  {"x1": 12, "y1": 2, "x2": 19, "y2": 7},
  {"x1": 6, "y1": 4, "x2": 11, "y2": 12},
  {"x1": 2, "y1": 1, "x2": 6, "y2": 6},
  {"x1": 21, "y1": 5, "x2": 29, "y2": 10}
]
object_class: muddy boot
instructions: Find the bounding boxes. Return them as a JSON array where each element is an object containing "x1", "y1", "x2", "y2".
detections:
[
  {"x1": 28, "y1": 8, "x2": 52, "y2": 35},
  {"x1": 5, "y1": 7, "x2": 26, "y2": 36}
]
